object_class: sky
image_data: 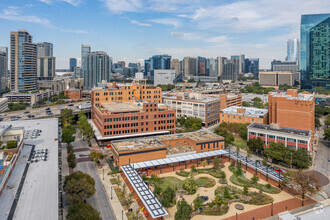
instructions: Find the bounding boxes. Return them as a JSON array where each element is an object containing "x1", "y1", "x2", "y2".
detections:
[{"x1": 0, "y1": 0, "x2": 329, "y2": 69}]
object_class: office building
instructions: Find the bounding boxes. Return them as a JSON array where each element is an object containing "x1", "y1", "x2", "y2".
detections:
[
  {"x1": 110, "y1": 130, "x2": 224, "y2": 167},
  {"x1": 36, "y1": 42, "x2": 53, "y2": 57},
  {"x1": 248, "y1": 123, "x2": 312, "y2": 151},
  {"x1": 163, "y1": 93, "x2": 220, "y2": 127},
  {"x1": 128, "y1": 63, "x2": 140, "y2": 76},
  {"x1": 223, "y1": 62, "x2": 238, "y2": 81},
  {"x1": 92, "y1": 102, "x2": 176, "y2": 141},
  {"x1": 135, "y1": 72, "x2": 144, "y2": 80},
  {"x1": 10, "y1": 30, "x2": 38, "y2": 92},
  {"x1": 244, "y1": 58, "x2": 259, "y2": 77},
  {"x1": 92, "y1": 80, "x2": 162, "y2": 107},
  {"x1": 218, "y1": 94, "x2": 242, "y2": 110},
  {"x1": 183, "y1": 57, "x2": 197, "y2": 78},
  {"x1": 0, "y1": 47, "x2": 8, "y2": 94},
  {"x1": 268, "y1": 89, "x2": 315, "y2": 131},
  {"x1": 271, "y1": 60, "x2": 298, "y2": 72},
  {"x1": 74, "y1": 67, "x2": 82, "y2": 78},
  {"x1": 83, "y1": 51, "x2": 111, "y2": 89},
  {"x1": 286, "y1": 39, "x2": 300, "y2": 65},
  {"x1": 259, "y1": 71, "x2": 298, "y2": 86},
  {"x1": 217, "y1": 57, "x2": 227, "y2": 78},
  {"x1": 301, "y1": 14, "x2": 330, "y2": 90},
  {"x1": 154, "y1": 69, "x2": 176, "y2": 86},
  {"x1": 69, "y1": 58, "x2": 77, "y2": 72},
  {"x1": 231, "y1": 54, "x2": 245, "y2": 75},
  {"x1": 209, "y1": 58, "x2": 218, "y2": 77},
  {"x1": 81, "y1": 44, "x2": 91, "y2": 71},
  {"x1": 3, "y1": 89, "x2": 53, "y2": 106},
  {"x1": 147, "y1": 55, "x2": 171, "y2": 76},
  {"x1": 171, "y1": 59, "x2": 180, "y2": 75},
  {"x1": 37, "y1": 56, "x2": 55, "y2": 80},
  {"x1": 197, "y1": 56, "x2": 206, "y2": 75},
  {"x1": 117, "y1": 61, "x2": 125, "y2": 68},
  {"x1": 144, "y1": 59, "x2": 150, "y2": 76},
  {"x1": 220, "y1": 106, "x2": 268, "y2": 125}
]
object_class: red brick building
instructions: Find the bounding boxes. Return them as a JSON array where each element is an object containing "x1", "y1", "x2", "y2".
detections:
[
  {"x1": 92, "y1": 102, "x2": 176, "y2": 140},
  {"x1": 64, "y1": 89, "x2": 82, "y2": 101}
]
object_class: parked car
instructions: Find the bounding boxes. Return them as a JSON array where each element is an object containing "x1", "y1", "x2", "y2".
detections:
[
  {"x1": 45, "y1": 107, "x2": 51, "y2": 111},
  {"x1": 68, "y1": 103, "x2": 74, "y2": 107}
]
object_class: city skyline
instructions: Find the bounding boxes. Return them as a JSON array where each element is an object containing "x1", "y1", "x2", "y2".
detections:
[{"x1": 0, "y1": 0, "x2": 329, "y2": 69}]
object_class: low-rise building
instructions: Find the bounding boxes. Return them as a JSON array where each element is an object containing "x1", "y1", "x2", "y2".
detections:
[
  {"x1": 154, "y1": 69, "x2": 176, "y2": 86},
  {"x1": 0, "y1": 98, "x2": 8, "y2": 112},
  {"x1": 220, "y1": 106, "x2": 268, "y2": 124},
  {"x1": 3, "y1": 89, "x2": 53, "y2": 106},
  {"x1": 38, "y1": 77, "x2": 83, "y2": 95},
  {"x1": 247, "y1": 123, "x2": 312, "y2": 151},
  {"x1": 64, "y1": 89, "x2": 82, "y2": 101},
  {"x1": 259, "y1": 71, "x2": 299, "y2": 87},
  {"x1": 110, "y1": 130, "x2": 225, "y2": 167},
  {"x1": 163, "y1": 93, "x2": 220, "y2": 127},
  {"x1": 92, "y1": 102, "x2": 176, "y2": 140}
]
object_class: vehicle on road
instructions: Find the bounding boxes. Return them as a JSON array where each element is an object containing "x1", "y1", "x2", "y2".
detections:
[
  {"x1": 46, "y1": 111, "x2": 53, "y2": 115},
  {"x1": 0, "y1": 113, "x2": 7, "y2": 116},
  {"x1": 0, "y1": 118, "x2": 3, "y2": 121},
  {"x1": 79, "y1": 154, "x2": 88, "y2": 157},
  {"x1": 45, "y1": 107, "x2": 51, "y2": 111},
  {"x1": 68, "y1": 103, "x2": 74, "y2": 107},
  {"x1": 24, "y1": 111, "x2": 30, "y2": 114},
  {"x1": 27, "y1": 114, "x2": 35, "y2": 118}
]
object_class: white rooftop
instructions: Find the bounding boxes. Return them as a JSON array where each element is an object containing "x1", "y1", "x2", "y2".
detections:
[
  {"x1": 0, "y1": 118, "x2": 59, "y2": 220},
  {"x1": 269, "y1": 91, "x2": 314, "y2": 101},
  {"x1": 221, "y1": 106, "x2": 268, "y2": 118}
]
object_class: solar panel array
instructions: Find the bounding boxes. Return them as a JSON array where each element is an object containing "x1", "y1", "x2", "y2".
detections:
[
  {"x1": 121, "y1": 164, "x2": 168, "y2": 219},
  {"x1": 131, "y1": 149, "x2": 228, "y2": 169}
]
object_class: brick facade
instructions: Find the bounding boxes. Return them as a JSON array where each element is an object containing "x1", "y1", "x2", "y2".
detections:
[{"x1": 64, "y1": 89, "x2": 82, "y2": 101}]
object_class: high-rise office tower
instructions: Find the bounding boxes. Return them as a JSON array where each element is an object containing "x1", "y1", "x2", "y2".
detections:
[
  {"x1": 209, "y1": 58, "x2": 218, "y2": 77},
  {"x1": 144, "y1": 59, "x2": 150, "y2": 76},
  {"x1": 223, "y1": 61, "x2": 238, "y2": 81},
  {"x1": 0, "y1": 47, "x2": 8, "y2": 94},
  {"x1": 148, "y1": 55, "x2": 171, "y2": 76},
  {"x1": 271, "y1": 60, "x2": 298, "y2": 72},
  {"x1": 217, "y1": 57, "x2": 227, "y2": 78},
  {"x1": 197, "y1": 56, "x2": 206, "y2": 75},
  {"x1": 10, "y1": 30, "x2": 38, "y2": 91},
  {"x1": 286, "y1": 39, "x2": 300, "y2": 65},
  {"x1": 183, "y1": 57, "x2": 197, "y2": 78},
  {"x1": 36, "y1": 42, "x2": 53, "y2": 57},
  {"x1": 118, "y1": 61, "x2": 125, "y2": 68},
  {"x1": 81, "y1": 44, "x2": 91, "y2": 67},
  {"x1": 69, "y1": 58, "x2": 77, "y2": 72},
  {"x1": 231, "y1": 54, "x2": 245, "y2": 75},
  {"x1": 37, "y1": 56, "x2": 55, "y2": 80},
  {"x1": 301, "y1": 14, "x2": 330, "y2": 90},
  {"x1": 83, "y1": 51, "x2": 111, "y2": 89},
  {"x1": 74, "y1": 67, "x2": 82, "y2": 78},
  {"x1": 244, "y1": 58, "x2": 259, "y2": 77},
  {"x1": 171, "y1": 59, "x2": 180, "y2": 75}
]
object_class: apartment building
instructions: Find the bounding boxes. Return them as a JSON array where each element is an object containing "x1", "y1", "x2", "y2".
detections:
[
  {"x1": 268, "y1": 89, "x2": 315, "y2": 131},
  {"x1": 163, "y1": 93, "x2": 220, "y2": 127},
  {"x1": 110, "y1": 130, "x2": 225, "y2": 167},
  {"x1": 64, "y1": 89, "x2": 82, "y2": 101},
  {"x1": 3, "y1": 89, "x2": 53, "y2": 106},
  {"x1": 247, "y1": 123, "x2": 312, "y2": 151},
  {"x1": 220, "y1": 106, "x2": 268, "y2": 124},
  {"x1": 92, "y1": 102, "x2": 176, "y2": 140},
  {"x1": 92, "y1": 80, "x2": 162, "y2": 108}
]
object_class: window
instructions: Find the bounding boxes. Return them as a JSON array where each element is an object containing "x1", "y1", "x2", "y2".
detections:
[
  {"x1": 267, "y1": 135, "x2": 275, "y2": 139},
  {"x1": 277, "y1": 136, "x2": 285, "y2": 140},
  {"x1": 257, "y1": 133, "x2": 265, "y2": 137},
  {"x1": 298, "y1": 140, "x2": 308, "y2": 144},
  {"x1": 287, "y1": 138, "x2": 296, "y2": 143},
  {"x1": 249, "y1": 132, "x2": 256, "y2": 136}
]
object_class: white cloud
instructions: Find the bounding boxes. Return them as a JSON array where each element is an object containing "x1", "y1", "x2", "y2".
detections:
[
  {"x1": 0, "y1": 6, "x2": 51, "y2": 26},
  {"x1": 40, "y1": 0, "x2": 81, "y2": 7},
  {"x1": 131, "y1": 20, "x2": 151, "y2": 27},
  {"x1": 205, "y1": 35, "x2": 227, "y2": 43},
  {"x1": 149, "y1": 18, "x2": 180, "y2": 28},
  {"x1": 60, "y1": 28, "x2": 87, "y2": 34},
  {"x1": 103, "y1": 0, "x2": 142, "y2": 14},
  {"x1": 170, "y1": 32, "x2": 202, "y2": 41}
]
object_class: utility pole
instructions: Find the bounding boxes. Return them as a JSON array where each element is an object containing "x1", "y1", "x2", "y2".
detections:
[{"x1": 290, "y1": 152, "x2": 293, "y2": 169}]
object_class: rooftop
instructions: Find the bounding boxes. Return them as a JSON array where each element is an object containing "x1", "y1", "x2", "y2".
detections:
[
  {"x1": 101, "y1": 102, "x2": 143, "y2": 113},
  {"x1": 157, "y1": 130, "x2": 223, "y2": 142},
  {"x1": 248, "y1": 123, "x2": 311, "y2": 136},
  {"x1": 163, "y1": 93, "x2": 219, "y2": 103},
  {"x1": 221, "y1": 106, "x2": 268, "y2": 118},
  {"x1": 260, "y1": 71, "x2": 294, "y2": 74},
  {"x1": 269, "y1": 90, "x2": 314, "y2": 101},
  {"x1": 112, "y1": 138, "x2": 165, "y2": 152}
]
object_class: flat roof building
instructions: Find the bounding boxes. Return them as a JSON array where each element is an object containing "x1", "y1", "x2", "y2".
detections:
[
  {"x1": 110, "y1": 130, "x2": 225, "y2": 167},
  {"x1": 163, "y1": 93, "x2": 220, "y2": 127},
  {"x1": 220, "y1": 106, "x2": 268, "y2": 124},
  {"x1": 3, "y1": 89, "x2": 53, "y2": 106},
  {"x1": 268, "y1": 89, "x2": 315, "y2": 131},
  {"x1": 92, "y1": 101, "x2": 176, "y2": 141},
  {"x1": 64, "y1": 89, "x2": 82, "y2": 101},
  {"x1": 248, "y1": 123, "x2": 312, "y2": 151},
  {"x1": 259, "y1": 71, "x2": 299, "y2": 87},
  {"x1": 0, "y1": 98, "x2": 8, "y2": 112}
]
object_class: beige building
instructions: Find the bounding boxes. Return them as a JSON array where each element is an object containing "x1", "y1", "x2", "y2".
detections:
[
  {"x1": 38, "y1": 77, "x2": 83, "y2": 95},
  {"x1": 3, "y1": 89, "x2": 53, "y2": 106},
  {"x1": 171, "y1": 59, "x2": 180, "y2": 74},
  {"x1": 259, "y1": 71, "x2": 297, "y2": 86},
  {"x1": 0, "y1": 98, "x2": 8, "y2": 112},
  {"x1": 183, "y1": 57, "x2": 197, "y2": 78},
  {"x1": 37, "y1": 56, "x2": 55, "y2": 80}
]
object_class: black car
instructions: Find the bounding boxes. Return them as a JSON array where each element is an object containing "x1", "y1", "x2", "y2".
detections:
[
  {"x1": 24, "y1": 111, "x2": 30, "y2": 114},
  {"x1": 0, "y1": 118, "x2": 3, "y2": 121},
  {"x1": 68, "y1": 103, "x2": 74, "y2": 106}
]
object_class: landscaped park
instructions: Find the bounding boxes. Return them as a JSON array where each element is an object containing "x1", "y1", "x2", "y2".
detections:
[{"x1": 141, "y1": 158, "x2": 297, "y2": 220}]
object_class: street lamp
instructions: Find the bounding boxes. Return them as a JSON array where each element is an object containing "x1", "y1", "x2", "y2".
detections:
[
  {"x1": 103, "y1": 168, "x2": 104, "y2": 180},
  {"x1": 271, "y1": 201, "x2": 274, "y2": 216},
  {"x1": 111, "y1": 185, "x2": 113, "y2": 200}
]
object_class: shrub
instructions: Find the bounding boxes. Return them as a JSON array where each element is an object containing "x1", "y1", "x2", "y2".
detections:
[{"x1": 6, "y1": 140, "x2": 17, "y2": 149}]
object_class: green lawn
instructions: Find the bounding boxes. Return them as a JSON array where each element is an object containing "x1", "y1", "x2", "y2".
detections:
[
  {"x1": 196, "y1": 177, "x2": 216, "y2": 188},
  {"x1": 232, "y1": 135, "x2": 247, "y2": 150},
  {"x1": 154, "y1": 176, "x2": 183, "y2": 191}
]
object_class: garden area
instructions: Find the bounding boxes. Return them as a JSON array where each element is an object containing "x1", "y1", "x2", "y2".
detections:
[{"x1": 139, "y1": 158, "x2": 294, "y2": 220}]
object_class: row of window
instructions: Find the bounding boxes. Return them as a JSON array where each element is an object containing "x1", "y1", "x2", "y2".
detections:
[
  {"x1": 249, "y1": 132, "x2": 308, "y2": 144},
  {"x1": 103, "y1": 125, "x2": 175, "y2": 136},
  {"x1": 200, "y1": 141, "x2": 221, "y2": 150},
  {"x1": 103, "y1": 114, "x2": 175, "y2": 123}
]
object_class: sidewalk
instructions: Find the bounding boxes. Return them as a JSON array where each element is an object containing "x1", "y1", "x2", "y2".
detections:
[{"x1": 96, "y1": 165, "x2": 128, "y2": 220}]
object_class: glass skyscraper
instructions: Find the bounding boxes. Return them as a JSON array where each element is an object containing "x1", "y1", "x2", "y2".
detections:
[
  {"x1": 0, "y1": 47, "x2": 8, "y2": 94},
  {"x1": 148, "y1": 55, "x2": 171, "y2": 76},
  {"x1": 286, "y1": 38, "x2": 300, "y2": 67},
  {"x1": 300, "y1": 14, "x2": 330, "y2": 90},
  {"x1": 69, "y1": 58, "x2": 77, "y2": 72}
]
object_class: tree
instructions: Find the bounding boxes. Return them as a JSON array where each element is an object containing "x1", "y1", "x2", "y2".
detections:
[
  {"x1": 190, "y1": 164, "x2": 197, "y2": 172},
  {"x1": 292, "y1": 149, "x2": 312, "y2": 169},
  {"x1": 67, "y1": 202, "x2": 101, "y2": 220},
  {"x1": 89, "y1": 152, "x2": 104, "y2": 164},
  {"x1": 61, "y1": 108, "x2": 75, "y2": 127},
  {"x1": 325, "y1": 128, "x2": 330, "y2": 140},
  {"x1": 193, "y1": 195, "x2": 203, "y2": 210},
  {"x1": 62, "y1": 125, "x2": 76, "y2": 144},
  {"x1": 235, "y1": 161, "x2": 243, "y2": 176},
  {"x1": 162, "y1": 187, "x2": 175, "y2": 207},
  {"x1": 200, "y1": 160, "x2": 207, "y2": 168},
  {"x1": 247, "y1": 137, "x2": 264, "y2": 154},
  {"x1": 223, "y1": 186, "x2": 230, "y2": 199},
  {"x1": 238, "y1": 124, "x2": 248, "y2": 140},
  {"x1": 252, "y1": 97, "x2": 265, "y2": 109},
  {"x1": 243, "y1": 185, "x2": 249, "y2": 195},
  {"x1": 242, "y1": 101, "x2": 250, "y2": 107},
  {"x1": 283, "y1": 171, "x2": 320, "y2": 206},
  {"x1": 64, "y1": 171, "x2": 96, "y2": 203},
  {"x1": 264, "y1": 142, "x2": 287, "y2": 161},
  {"x1": 213, "y1": 157, "x2": 224, "y2": 170},
  {"x1": 325, "y1": 115, "x2": 330, "y2": 127},
  {"x1": 67, "y1": 152, "x2": 77, "y2": 169},
  {"x1": 251, "y1": 174, "x2": 259, "y2": 184},
  {"x1": 315, "y1": 118, "x2": 321, "y2": 129},
  {"x1": 225, "y1": 132, "x2": 234, "y2": 144},
  {"x1": 315, "y1": 86, "x2": 323, "y2": 94},
  {"x1": 175, "y1": 198, "x2": 192, "y2": 220},
  {"x1": 183, "y1": 177, "x2": 198, "y2": 194}
]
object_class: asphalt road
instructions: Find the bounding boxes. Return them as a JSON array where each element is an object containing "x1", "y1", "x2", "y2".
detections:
[
  {"x1": 73, "y1": 135, "x2": 116, "y2": 220},
  {"x1": 0, "y1": 101, "x2": 91, "y2": 122}
]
